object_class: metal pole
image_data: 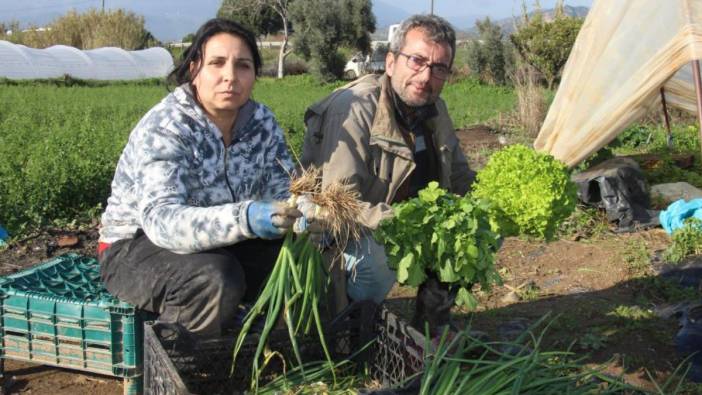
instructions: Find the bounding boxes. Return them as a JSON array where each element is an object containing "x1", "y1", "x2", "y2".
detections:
[
  {"x1": 660, "y1": 87, "x2": 673, "y2": 148},
  {"x1": 430, "y1": 0, "x2": 434, "y2": 15},
  {"x1": 692, "y1": 60, "x2": 702, "y2": 157},
  {"x1": 102, "y1": 0, "x2": 105, "y2": 12}
]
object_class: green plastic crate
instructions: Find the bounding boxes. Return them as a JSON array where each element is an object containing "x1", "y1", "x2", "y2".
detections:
[{"x1": 0, "y1": 253, "x2": 144, "y2": 394}]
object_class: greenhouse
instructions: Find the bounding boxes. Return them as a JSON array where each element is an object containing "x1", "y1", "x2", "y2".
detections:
[{"x1": 0, "y1": 40, "x2": 173, "y2": 80}]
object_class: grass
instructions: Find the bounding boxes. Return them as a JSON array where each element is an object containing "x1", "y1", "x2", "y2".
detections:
[
  {"x1": 0, "y1": 75, "x2": 514, "y2": 235},
  {"x1": 442, "y1": 77, "x2": 516, "y2": 129}
]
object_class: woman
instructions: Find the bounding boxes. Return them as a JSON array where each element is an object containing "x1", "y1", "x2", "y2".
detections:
[{"x1": 98, "y1": 18, "x2": 301, "y2": 338}]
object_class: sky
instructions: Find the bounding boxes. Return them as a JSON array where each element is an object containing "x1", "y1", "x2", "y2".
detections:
[{"x1": 0, "y1": 0, "x2": 594, "y2": 42}]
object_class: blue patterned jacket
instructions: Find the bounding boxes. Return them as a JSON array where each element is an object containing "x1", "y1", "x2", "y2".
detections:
[{"x1": 99, "y1": 84, "x2": 293, "y2": 253}]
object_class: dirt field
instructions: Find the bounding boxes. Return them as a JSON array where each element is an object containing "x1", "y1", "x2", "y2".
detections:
[{"x1": 0, "y1": 126, "x2": 697, "y2": 393}]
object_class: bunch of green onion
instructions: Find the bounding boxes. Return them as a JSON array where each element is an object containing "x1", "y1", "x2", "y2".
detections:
[
  {"x1": 232, "y1": 169, "x2": 363, "y2": 391},
  {"x1": 231, "y1": 231, "x2": 331, "y2": 391},
  {"x1": 414, "y1": 321, "x2": 656, "y2": 395}
]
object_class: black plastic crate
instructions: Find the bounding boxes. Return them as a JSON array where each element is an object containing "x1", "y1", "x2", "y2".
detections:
[
  {"x1": 367, "y1": 307, "x2": 425, "y2": 388},
  {"x1": 144, "y1": 303, "x2": 426, "y2": 394}
]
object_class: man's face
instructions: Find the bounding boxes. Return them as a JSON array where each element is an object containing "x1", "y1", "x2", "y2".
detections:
[{"x1": 386, "y1": 28, "x2": 452, "y2": 107}]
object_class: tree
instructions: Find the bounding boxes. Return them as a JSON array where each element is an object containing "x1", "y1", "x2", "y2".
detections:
[
  {"x1": 218, "y1": 0, "x2": 293, "y2": 79},
  {"x1": 218, "y1": 0, "x2": 281, "y2": 38},
  {"x1": 510, "y1": 7, "x2": 583, "y2": 89},
  {"x1": 182, "y1": 33, "x2": 195, "y2": 43},
  {"x1": 290, "y1": 0, "x2": 375, "y2": 82},
  {"x1": 466, "y1": 17, "x2": 507, "y2": 85}
]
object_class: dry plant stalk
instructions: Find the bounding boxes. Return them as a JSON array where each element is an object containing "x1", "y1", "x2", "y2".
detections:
[
  {"x1": 512, "y1": 61, "x2": 547, "y2": 138},
  {"x1": 289, "y1": 166, "x2": 321, "y2": 197}
]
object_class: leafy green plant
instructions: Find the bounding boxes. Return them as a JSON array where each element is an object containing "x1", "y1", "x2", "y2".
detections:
[
  {"x1": 608, "y1": 305, "x2": 655, "y2": 321},
  {"x1": 663, "y1": 217, "x2": 702, "y2": 264},
  {"x1": 578, "y1": 331, "x2": 608, "y2": 351},
  {"x1": 375, "y1": 182, "x2": 501, "y2": 308},
  {"x1": 622, "y1": 239, "x2": 651, "y2": 275},
  {"x1": 473, "y1": 144, "x2": 578, "y2": 240},
  {"x1": 518, "y1": 282, "x2": 541, "y2": 301}
]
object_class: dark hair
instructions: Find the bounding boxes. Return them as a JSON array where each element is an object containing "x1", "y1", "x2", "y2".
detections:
[
  {"x1": 390, "y1": 14, "x2": 456, "y2": 68},
  {"x1": 169, "y1": 18, "x2": 262, "y2": 85}
]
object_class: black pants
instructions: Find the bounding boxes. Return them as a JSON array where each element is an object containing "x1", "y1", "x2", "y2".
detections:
[{"x1": 99, "y1": 231, "x2": 281, "y2": 338}]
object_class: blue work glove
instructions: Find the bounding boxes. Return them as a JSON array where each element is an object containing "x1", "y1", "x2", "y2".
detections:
[{"x1": 247, "y1": 201, "x2": 301, "y2": 240}]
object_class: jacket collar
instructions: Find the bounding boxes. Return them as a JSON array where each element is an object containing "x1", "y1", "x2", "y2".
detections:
[{"x1": 369, "y1": 74, "x2": 405, "y2": 144}]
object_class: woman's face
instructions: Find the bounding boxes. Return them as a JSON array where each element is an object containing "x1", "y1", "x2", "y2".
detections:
[{"x1": 190, "y1": 32, "x2": 255, "y2": 122}]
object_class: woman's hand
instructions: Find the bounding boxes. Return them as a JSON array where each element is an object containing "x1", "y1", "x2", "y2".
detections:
[
  {"x1": 293, "y1": 194, "x2": 329, "y2": 245},
  {"x1": 247, "y1": 201, "x2": 302, "y2": 239}
]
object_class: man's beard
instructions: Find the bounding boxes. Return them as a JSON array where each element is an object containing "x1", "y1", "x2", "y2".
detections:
[{"x1": 395, "y1": 81, "x2": 436, "y2": 107}]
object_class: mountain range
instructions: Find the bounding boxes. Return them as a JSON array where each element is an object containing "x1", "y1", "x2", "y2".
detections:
[
  {"x1": 1, "y1": 1, "x2": 590, "y2": 42},
  {"x1": 466, "y1": 5, "x2": 590, "y2": 36}
]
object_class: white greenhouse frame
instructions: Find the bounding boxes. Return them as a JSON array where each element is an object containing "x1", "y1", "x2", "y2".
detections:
[{"x1": 0, "y1": 40, "x2": 174, "y2": 80}]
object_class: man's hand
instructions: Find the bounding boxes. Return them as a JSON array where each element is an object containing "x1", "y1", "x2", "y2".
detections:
[
  {"x1": 293, "y1": 194, "x2": 329, "y2": 245},
  {"x1": 247, "y1": 201, "x2": 302, "y2": 239}
]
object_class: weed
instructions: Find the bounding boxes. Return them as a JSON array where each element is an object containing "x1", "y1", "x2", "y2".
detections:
[
  {"x1": 578, "y1": 330, "x2": 608, "y2": 351},
  {"x1": 622, "y1": 238, "x2": 652, "y2": 275},
  {"x1": 557, "y1": 206, "x2": 610, "y2": 240},
  {"x1": 635, "y1": 277, "x2": 698, "y2": 304},
  {"x1": 663, "y1": 218, "x2": 702, "y2": 264},
  {"x1": 518, "y1": 282, "x2": 541, "y2": 301},
  {"x1": 608, "y1": 305, "x2": 655, "y2": 321}
]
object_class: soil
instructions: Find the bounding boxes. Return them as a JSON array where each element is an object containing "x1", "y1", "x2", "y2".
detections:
[{"x1": 0, "y1": 126, "x2": 698, "y2": 393}]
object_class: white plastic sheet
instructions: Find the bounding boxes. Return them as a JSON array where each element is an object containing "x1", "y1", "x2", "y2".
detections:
[
  {"x1": 0, "y1": 40, "x2": 173, "y2": 80},
  {"x1": 535, "y1": 0, "x2": 702, "y2": 167}
]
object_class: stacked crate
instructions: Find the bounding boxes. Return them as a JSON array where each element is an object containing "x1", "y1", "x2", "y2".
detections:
[{"x1": 0, "y1": 254, "x2": 144, "y2": 394}]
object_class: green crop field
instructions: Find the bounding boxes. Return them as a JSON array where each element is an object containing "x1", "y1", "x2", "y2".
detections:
[{"x1": 0, "y1": 76, "x2": 515, "y2": 235}]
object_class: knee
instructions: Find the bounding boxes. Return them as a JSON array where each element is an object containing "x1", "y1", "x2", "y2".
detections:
[
  {"x1": 346, "y1": 264, "x2": 395, "y2": 303},
  {"x1": 344, "y1": 237, "x2": 396, "y2": 303},
  {"x1": 190, "y1": 256, "x2": 245, "y2": 307}
]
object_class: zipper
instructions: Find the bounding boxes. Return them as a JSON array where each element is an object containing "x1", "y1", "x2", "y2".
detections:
[
  {"x1": 222, "y1": 140, "x2": 235, "y2": 202},
  {"x1": 387, "y1": 160, "x2": 413, "y2": 203}
]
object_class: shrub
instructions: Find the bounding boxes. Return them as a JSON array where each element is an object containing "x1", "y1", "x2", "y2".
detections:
[
  {"x1": 472, "y1": 144, "x2": 577, "y2": 240},
  {"x1": 3, "y1": 8, "x2": 157, "y2": 50},
  {"x1": 510, "y1": 11, "x2": 583, "y2": 88},
  {"x1": 663, "y1": 218, "x2": 702, "y2": 264}
]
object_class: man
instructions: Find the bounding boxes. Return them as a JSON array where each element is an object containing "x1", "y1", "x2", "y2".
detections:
[{"x1": 300, "y1": 15, "x2": 473, "y2": 318}]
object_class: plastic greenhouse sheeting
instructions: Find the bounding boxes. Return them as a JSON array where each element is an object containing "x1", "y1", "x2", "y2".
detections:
[
  {"x1": 0, "y1": 40, "x2": 173, "y2": 80},
  {"x1": 534, "y1": 0, "x2": 702, "y2": 167}
]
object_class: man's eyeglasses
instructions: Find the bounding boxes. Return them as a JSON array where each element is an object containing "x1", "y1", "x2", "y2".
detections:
[{"x1": 397, "y1": 52, "x2": 451, "y2": 81}]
